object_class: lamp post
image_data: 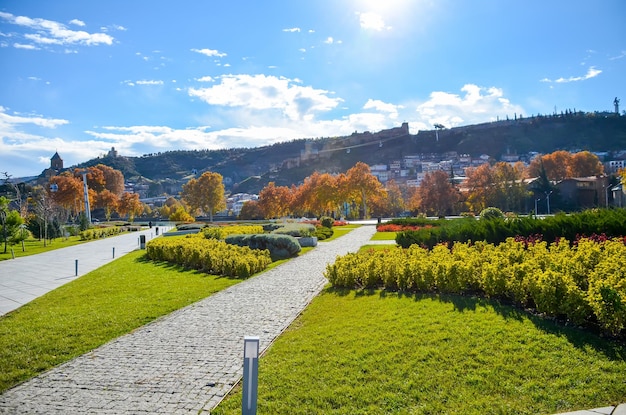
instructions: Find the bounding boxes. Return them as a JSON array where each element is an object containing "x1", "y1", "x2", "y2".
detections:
[
  {"x1": 80, "y1": 170, "x2": 91, "y2": 224},
  {"x1": 534, "y1": 198, "x2": 541, "y2": 219},
  {"x1": 545, "y1": 191, "x2": 552, "y2": 215}
]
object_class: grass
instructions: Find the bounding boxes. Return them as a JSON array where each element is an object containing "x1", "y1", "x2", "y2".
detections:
[
  {"x1": 322, "y1": 224, "x2": 360, "y2": 242},
  {"x1": 371, "y1": 231, "x2": 397, "y2": 240},
  {"x1": 212, "y1": 290, "x2": 626, "y2": 415},
  {"x1": 0, "y1": 237, "x2": 86, "y2": 261},
  {"x1": 0, "y1": 250, "x2": 242, "y2": 392}
]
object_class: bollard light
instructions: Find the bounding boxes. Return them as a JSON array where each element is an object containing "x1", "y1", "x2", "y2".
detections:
[
  {"x1": 75, "y1": 259, "x2": 78, "y2": 276},
  {"x1": 242, "y1": 336, "x2": 260, "y2": 415}
]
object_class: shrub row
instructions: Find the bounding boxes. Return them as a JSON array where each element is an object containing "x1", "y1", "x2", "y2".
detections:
[
  {"x1": 201, "y1": 225, "x2": 264, "y2": 240},
  {"x1": 225, "y1": 234, "x2": 301, "y2": 260},
  {"x1": 325, "y1": 237, "x2": 626, "y2": 336},
  {"x1": 314, "y1": 226, "x2": 333, "y2": 240},
  {"x1": 146, "y1": 236, "x2": 271, "y2": 278},
  {"x1": 79, "y1": 227, "x2": 124, "y2": 240},
  {"x1": 272, "y1": 223, "x2": 316, "y2": 237},
  {"x1": 396, "y1": 209, "x2": 626, "y2": 249}
]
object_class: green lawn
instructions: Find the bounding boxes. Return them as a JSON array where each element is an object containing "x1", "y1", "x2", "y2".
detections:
[
  {"x1": 322, "y1": 224, "x2": 360, "y2": 242},
  {"x1": 212, "y1": 290, "x2": 626, "y2": 415},
  {"x1": 371, "y1": 231, "x2": 397, "y2": 240},
  {"x1": 0, "y1": 250, "x2": 242, "y2": 392},
  {"x1": 0, "y1": 237, "x2": 86, "y2": 261}
]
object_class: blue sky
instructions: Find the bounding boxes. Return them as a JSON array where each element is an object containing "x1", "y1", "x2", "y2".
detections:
[{"x1": 1, "y1": 0, "x2": 625, "y2": 178}]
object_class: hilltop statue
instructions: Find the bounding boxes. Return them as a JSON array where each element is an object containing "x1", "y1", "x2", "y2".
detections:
[{"x1": 614, "y1": 97, "x2": 620, "y2": 114}]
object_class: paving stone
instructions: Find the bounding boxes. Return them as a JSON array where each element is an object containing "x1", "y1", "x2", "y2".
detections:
[{"x1": 0, "y1": 225, "x2": 377, "y2": 414}]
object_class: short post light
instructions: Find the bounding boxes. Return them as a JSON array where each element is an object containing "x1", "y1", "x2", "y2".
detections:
[{"x1": 242, "y1": 336, "x2": 260, "y2": 415}]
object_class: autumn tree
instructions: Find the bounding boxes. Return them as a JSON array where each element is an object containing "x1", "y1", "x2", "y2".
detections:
[
  {"x1": 568, "y1": 151, "x2": 604, "y2": 177},
  {"x1": 49, "y1": 173, "x2": 84, "y2": 218},
  {"x1": 344, "y1": 162, "x2": 386, "y2": 219},
  {"x1": 169, "y1": 206, "x2": 194, "y2": 222},
  {"x1": 159, "y1": 197, "x2": 183, "y2": 218},
  {"x1": 464, "y1": 163, "x2": 496, "y2": 213},
  {"x1": 118, "y1": 192, "x2": 142, "y2": 222},
  {"x1": 238, "y1": 200, "x2": 264, "y2": 220},
  {"x1": 95, "y1": 189, "x2": 119, "y2": 221},
  {"x1": 93, "y1": 164, "x2": 125, "y2": 195},
  {"x1": 257, "y1": 182, "x2": 293, "y2": 219},
  {"x1": 369, "y1": 180, "x2": 405, "y2": 217},
  {"x1": 491, "y1": 162, "x2": 529, "y2": 212},
  {"x1": 181, "y1": 171, "x2": 226, "y2": 221},
  {"x1": 414, "y1": 170, "x2": 460, "y2": 216},
  {"x1": 527, "y1": 151, "x2": 571, "y2": 181}
]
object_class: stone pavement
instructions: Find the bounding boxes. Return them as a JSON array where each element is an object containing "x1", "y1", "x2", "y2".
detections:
[
  {"x1": 0, "y1": 225, "x2": 379, "y2": 414},
  {"x1": 0, "y1": 225, "x2": 623, "y2": 414},
  {"x1": 0, "y1": 226, "x2": 171, "y2": 316}
]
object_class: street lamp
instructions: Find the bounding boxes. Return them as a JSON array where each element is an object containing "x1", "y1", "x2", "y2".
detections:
[
  {"x1": 545, "y1": 191, "x2": 553, "y2": 215},
  {"x1": 534, "y1": 198, "x2": 541, "y2": 218}
]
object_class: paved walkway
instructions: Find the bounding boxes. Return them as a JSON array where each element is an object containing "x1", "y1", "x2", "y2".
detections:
[
  {"x1": 0, "y1": 226, "x2": 623, "y2": 414},
  {"x1": 0, "y1": 226, "x2": 171, "y2": 316},
  {"x1": 0, "y1": 225, "x2": 379, "y2": 414}
]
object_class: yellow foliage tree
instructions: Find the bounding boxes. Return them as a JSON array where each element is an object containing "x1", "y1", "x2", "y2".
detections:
[{"x1": 181, "y1": 171, "x2": 226, "y2": 221}]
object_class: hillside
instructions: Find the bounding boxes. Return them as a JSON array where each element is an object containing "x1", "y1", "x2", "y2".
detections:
[{"x1": 77, "y1": 112, "x2": 626, "y2": 194}]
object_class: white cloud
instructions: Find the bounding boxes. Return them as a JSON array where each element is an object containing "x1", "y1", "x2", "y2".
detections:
[
  {"x1": 196, "y1": 76, "x2": 214, "y2": 82},
  {"x1": 540, "y1": 66, "x2": 602, "y2": 83},
  {"x1": 14, "y1": 43, "x2": 39, "y2": 50},
  {"x1": 69, "y1": 19, "x2": 85, "y2": 27},
  {"x1": 122, "y1": 79, "x2": 164, "y2": 87},
  {"x1": 191, "y1": 48, "x2": 227, "y2": 58},
  {"x1": 188, "y1": 74, "x2": 343, "y2": 121},
  {"x1": 324, "y1": 37, "x2": 334, "y2": 44},
  {"x1": 358, "y1": 12, "x2": 391, "y2": 31},
  {"x1": 0, "y1": 106, "x2": 68, "y2": 129},
  {"x1": 363, "y1": 99, "x2": 403, "y2": 117},
  {"x1": 0, "y1": 12, "x2": 113, "y2": 48},
  {"x1": 282, "y1": 27, "x2": 300, "y2": 33},
  {"x1": 136, "y1": 80, "x2": 164, "y2": 86},
  {"x1": 412, "y1": 84, "x2": 524, "y2": 129}
]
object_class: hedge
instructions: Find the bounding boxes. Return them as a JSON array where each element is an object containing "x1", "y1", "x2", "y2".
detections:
[
  {"x1": 201, "y1": 225, "x2": 264, "y2": 240},
  {"x1": 325, "y1": 237, "x2": 626, "y2": 336},
  {"x1": 226, "y1": 234, "x2": 301, "y2": 260},
  {"x1": 396, "y1": 209, "x2": 626, "y2": 249},
  {"x1": 79, "y1": 227, "x2": 124, "y2": 240},
  {"x1": 272, "y1": 223, "x2": 316, "y2": 237},
  {"x1": 146, "y1": 236, "x2": 271, "y2": 278}
]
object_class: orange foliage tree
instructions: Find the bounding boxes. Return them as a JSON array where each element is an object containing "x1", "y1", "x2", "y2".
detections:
[
  {"x1": 464, "y1": 163, "x2": 496, "y2": 212},
  {"x1": 414, "y1": 170, "x2": 460, "y2": 216},
  {"x1": 344, "y1": 162, "x2": 386, "y2": 219},
  {"x1": 257, "y1": 182, "x2": 293, "y2": 219},
  {"x1": 568, "y1": 151, "x2": 604, "y2": 177},
  {"x1": 117, "y1": 192, "x2": 143, "y2": 222},
  {"x1": 49, "y1": 173, "x2": 84, "y2": 217},
  {"x1": 95, "y1": 189, "x2": 119, "y2": 221}
]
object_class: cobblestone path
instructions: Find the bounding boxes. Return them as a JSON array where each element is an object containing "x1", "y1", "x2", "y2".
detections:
[{"x1": 0, "y1": 225, "x2": 377, "y2": 414}]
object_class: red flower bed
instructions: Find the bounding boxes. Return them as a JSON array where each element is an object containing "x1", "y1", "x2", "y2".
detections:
[{"x1": 376, "y1": 224, "x2": 431, "y2": 232}]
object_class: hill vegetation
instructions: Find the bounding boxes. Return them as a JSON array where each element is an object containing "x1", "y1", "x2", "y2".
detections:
[{"x1": 77, "y1": 112, "x2": 626, "y2": 194}]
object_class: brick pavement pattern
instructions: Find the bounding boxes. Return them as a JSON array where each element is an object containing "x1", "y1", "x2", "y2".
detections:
[{"x1": 0, "y1": 225, "x2": 378, "y2": 414}]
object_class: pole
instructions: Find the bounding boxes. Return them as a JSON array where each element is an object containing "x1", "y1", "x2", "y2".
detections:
[
  {"x1": 81, "y1": 171, "x2": 91, "y2": 224},
  {"x1": 242, "y1": 336, "x2": 260, "y2": 415}
]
